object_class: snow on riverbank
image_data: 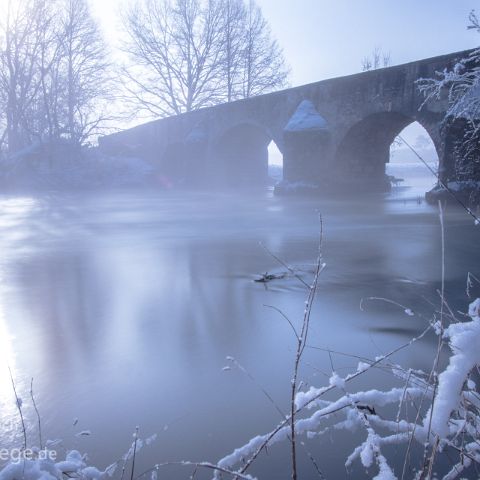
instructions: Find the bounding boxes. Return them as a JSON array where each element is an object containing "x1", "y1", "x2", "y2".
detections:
[
  {"x1": 0, "y1": 434, "x2": 157, "y2": 480},
  {"x1": 0, "y1": 450, "x2": 104, "y2": 480},
  {"x1": 0, "y1": 144, "x2": 154, "y2": 190}
]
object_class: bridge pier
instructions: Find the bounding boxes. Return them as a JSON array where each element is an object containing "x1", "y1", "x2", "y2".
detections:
[
  {"x1": 283, "y1": 130, "x2": 331, "y2": 184},
  {"x1": 335, "y1": 143, "x2": 392, "y2": 192},
  {"x1": 282, "y1": 100, "x2": 331, "y2": 186}
]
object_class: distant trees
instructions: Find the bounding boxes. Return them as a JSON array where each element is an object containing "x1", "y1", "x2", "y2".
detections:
[
  {"x1": 120, "y1": 0, "x2": 289, "y2": 117},
  {"x1": 58, "y1": 0, "x2": 112, "y2": 145},
  {"x1": 0, "y1": 0, "x2": 51, "y2": 153},
  {"x1": 0, "y1": 0, "x2": 112, "y2": 155},
  {"x1": 0, "y1": 0, "x2": 288, "y2": 155},
  {"x1": 361, "y1": 46, "x2": 391, "y2": 71}
]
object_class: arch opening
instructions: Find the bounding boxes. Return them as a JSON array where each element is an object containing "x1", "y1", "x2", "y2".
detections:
[
  {"x1": 387, "y1": 122, "x2": 439, "y2": 197},
  {"x1": 335, "y1": 112, "x2": 441, "y2": 193},
  {"x1": 268, "y1": 140, "x2": 283, "y2": 183},
  {"x1": 214, "y1": 123, "x2": 283, "y2": 188}
]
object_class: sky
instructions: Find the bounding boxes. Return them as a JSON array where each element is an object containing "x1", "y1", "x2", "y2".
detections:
[
  {"x1": 90, "y1": 0, "x2": 480, "y2": 87},
  {"x1": 255, "y1": 0, "x2": 479, "y2": 86}
]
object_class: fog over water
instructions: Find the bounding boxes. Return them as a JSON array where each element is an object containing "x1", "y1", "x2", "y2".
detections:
[{"x1": 0, "y1": 162, "x2": 478, "y2": 478}]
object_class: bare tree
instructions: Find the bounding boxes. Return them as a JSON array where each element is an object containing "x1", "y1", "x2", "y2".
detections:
[
  {"x1": 120, "y1": 0, "x2": 289, "y2": 118},
  {"x1": 58, "y1": 0, "x2": 113, "y2": 145},
  {"x1": 121, "y1": 0, "x2": 225, "y2": 117},
  {"x1": 239, "y1": 0, "x2": 288, "y2": 98},
  {"x1": 35, "y1": 4, "x2": 63, "y2": 145},
  {"x1": 0, "y1": 0, "x2": 112, "y2": 155},
  {"x1": 0, "y1": 0, "x2": 56, "y2": 152},
  {"x1": 220, "y1": 0, "x2": 246, "y2": 102}
]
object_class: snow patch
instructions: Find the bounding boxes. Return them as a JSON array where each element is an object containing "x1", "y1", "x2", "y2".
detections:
[
  {"x1": 284, "y1": 100, "x2": 328, "y2": 132},
  {"x1": 426, "y1": 298, "x2": 480, "y2": 439},
  {"x1": 329, "y1": 372, "x2": 346, "y2": 390},
  {"x1": 448, "y1": 81, "x2": 480, "y2": 121},
  {"x1": 0, "y1": 450, "x2": 98, "y2": 480}
]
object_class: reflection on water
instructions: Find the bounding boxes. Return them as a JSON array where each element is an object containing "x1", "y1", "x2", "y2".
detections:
[{"x1": 0, "y1": 172, "x2": 478, "y2": 478}]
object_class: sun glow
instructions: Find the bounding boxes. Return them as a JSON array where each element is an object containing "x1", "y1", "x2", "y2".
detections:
[
  {"x1": 0, "y1": 299, "x2": 18, "y2": 412},
  {"x1": 0, "y1": 0, "x2": 22, "y2": 15}
]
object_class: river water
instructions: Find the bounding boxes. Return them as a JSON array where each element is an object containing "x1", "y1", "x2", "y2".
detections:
[{"x1": 0, "y1": 166, "x2": 478, "y2": 478}]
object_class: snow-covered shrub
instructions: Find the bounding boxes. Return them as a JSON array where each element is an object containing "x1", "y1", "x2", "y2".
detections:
[
  {"x1": 215, "y1": 298, "x2": 480, "y2": 479},
  {"x1": 417, "y1": 11, "x2": 480, "y2": 184}
]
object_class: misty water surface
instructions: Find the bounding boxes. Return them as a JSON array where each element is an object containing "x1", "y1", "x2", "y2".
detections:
[{"x1": 0, "y1": 167, "x2": 478, "y2": 478}]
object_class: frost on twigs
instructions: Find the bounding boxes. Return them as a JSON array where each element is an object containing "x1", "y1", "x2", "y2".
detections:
[
  {"x1": 215, "y1": 300, "x2": 480, "y2": 479},
  {"x1": 468, "y1": 297, "x2": 480, "y2": 317},
  {"x1": 417, "y1": 48, "x2": 480, "y2": 123}
]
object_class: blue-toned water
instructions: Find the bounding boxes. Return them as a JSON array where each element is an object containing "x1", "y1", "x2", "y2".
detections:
[{"x1": 0, "y1": 164, "x2": 477, "y2": 478}]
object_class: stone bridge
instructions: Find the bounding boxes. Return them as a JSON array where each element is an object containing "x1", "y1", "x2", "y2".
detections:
[{"x1": 99, "y1": 49, "x2": 473, "y2": 191}]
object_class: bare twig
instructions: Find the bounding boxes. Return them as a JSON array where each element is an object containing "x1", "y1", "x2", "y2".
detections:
[
  {"x1": 30, "y1": 378, "x2": 43, "y2": 449},
  {"x1": 259, "y1": 242, "x2": 310, "y2": 289},
  {"x1": 134, "y1": 461, "x2": 255, "y2": 480},
  {"x1": 409, "y1": 203, "x2": 447, "y2": 480},
  {"x1": 8, "y1": 366, "x2": 27, "y2": 451},
  {"x1": 299, "y1": 441, "x2": 325, "y2": 479},
  {"x1": 237, "y1": 323, "x2": 433, "y2": 477},
  {"x1": 225, "y1": 357, "x2": 286, "y2": 420},
  {"x1": 290, "y1": 216, "x2": 325, "y2": 480},
  {"x1": 130, "y1": 426, "x2": 139, "y2": 480},
  {"x1": 264, "y1": 304, "x2": 300, "y2": 341}
]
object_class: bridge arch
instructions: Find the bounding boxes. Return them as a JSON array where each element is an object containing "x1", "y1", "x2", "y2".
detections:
[
  {"x1": 212, "y1": 122, "x2": 283, "y2": 187},
  {"x1": 334, "y1": 112, "x2": 441, "y2": 191},
  {"x1": 159, "y1": 141, "x2": 186, "y2": 185}
]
